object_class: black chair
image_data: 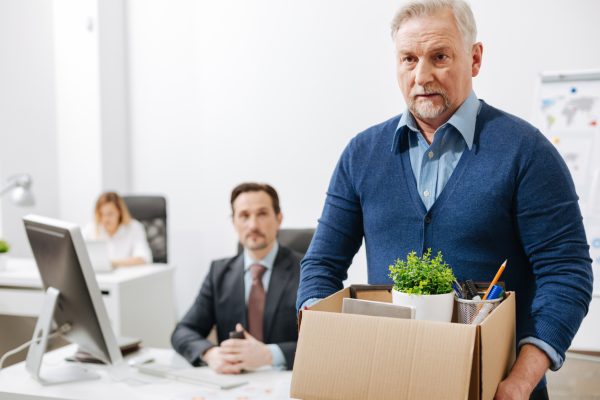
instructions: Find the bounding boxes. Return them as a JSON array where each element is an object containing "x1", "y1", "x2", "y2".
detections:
[
  {"x1": 237, "y1": 228, "x2": 315, "y2": 255},
  {"x1": 277, "y1": 228, "x2": 315, "y2": 255},
  {"x1": 122, "y1": 195, "x2": 168, "y2": 263}
]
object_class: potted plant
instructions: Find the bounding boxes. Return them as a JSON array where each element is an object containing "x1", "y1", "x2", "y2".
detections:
[
  {"x1": 0, "y1": 239, "x2": 9, "y2": 271},
  {"x1": 388, "y1": 249, "x2": 456, "y2": 322}
]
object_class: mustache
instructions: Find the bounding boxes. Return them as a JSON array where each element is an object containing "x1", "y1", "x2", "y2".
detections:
[
  {"x1": 411, "y1": 85, "x2": 447, "y2": 97},
  {"x1": 246, "y1": 230, "x2": 265, "y2": 238}
]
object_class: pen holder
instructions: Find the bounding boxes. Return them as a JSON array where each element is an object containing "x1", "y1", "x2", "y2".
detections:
[{"x1": 456, "y1": 297, "x2": 503, "y2": 324}]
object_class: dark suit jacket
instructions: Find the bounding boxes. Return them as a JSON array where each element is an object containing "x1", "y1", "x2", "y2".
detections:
[{"x1": 171, "y1": 246, "x2": 302, "y2": 370}]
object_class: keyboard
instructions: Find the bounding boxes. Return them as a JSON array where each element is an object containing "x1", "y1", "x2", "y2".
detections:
[{"x1": 136, "y1": 363, "x2": 247, "y2": 390}]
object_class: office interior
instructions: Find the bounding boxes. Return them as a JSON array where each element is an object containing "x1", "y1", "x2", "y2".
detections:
[{"x1": 1, "y1": 0, "x2": 599, "y2": 398}]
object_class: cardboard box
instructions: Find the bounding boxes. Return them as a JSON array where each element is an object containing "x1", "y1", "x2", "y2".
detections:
[{"x1": 291, "y1": 285, "x2": 516, "y2": 400}]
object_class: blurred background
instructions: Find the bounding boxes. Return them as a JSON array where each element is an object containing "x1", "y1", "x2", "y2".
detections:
[{"x1": 1, "y1": 0, "x2": 599, "y2": 319}]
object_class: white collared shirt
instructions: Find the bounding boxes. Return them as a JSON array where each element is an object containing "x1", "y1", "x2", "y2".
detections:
[{"x1": 82, "y1": 220, "x2": 152, "y2": 264}]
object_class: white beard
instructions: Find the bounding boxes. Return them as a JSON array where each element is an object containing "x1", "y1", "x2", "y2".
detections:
[
  {"x1": 412, "y1": 99, "x2": 447, "y2": 120},
  {"x1": 408, "y1": 87, "x2": 451, "y2": 120}
]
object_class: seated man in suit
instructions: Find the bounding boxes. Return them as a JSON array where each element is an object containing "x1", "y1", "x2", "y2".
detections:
[{"x1": 171, "y1": 182, "x2": 302, "y2": 374}]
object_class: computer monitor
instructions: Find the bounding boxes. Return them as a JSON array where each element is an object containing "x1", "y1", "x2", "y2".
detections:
[{"x1": 23, "y1": 215, "x2": 123, "y2": 384}]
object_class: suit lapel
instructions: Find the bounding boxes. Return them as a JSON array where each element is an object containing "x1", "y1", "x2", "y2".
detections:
[
  {"x1": 263, "y1": 248, "x2": 292, "y2": 341},
  {"x1": 220, "y1": 255, "x2": 247, "y2": 330}
]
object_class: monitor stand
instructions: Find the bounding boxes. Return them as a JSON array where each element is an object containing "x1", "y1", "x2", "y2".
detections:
[{"x1": 25, "y1": 287, "x2": 101, "y2": 385}]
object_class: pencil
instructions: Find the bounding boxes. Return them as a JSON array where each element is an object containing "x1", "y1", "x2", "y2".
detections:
[{"x1": 482, "y1": 259, "x2": 507, "y2": 300}]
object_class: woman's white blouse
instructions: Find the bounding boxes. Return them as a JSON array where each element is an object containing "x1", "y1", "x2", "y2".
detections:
[{"x1": 82, "y1": 220, "x2": 152, "y2": 264}]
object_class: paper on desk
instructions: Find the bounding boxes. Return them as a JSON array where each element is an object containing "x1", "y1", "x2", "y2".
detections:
[{"x1": 171, "y1": 379, "x2": 290, "y2": 400}]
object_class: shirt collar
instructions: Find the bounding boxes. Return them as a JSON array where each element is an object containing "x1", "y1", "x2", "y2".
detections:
[
  {"x1": 392, "y1": 90, "x2": 480, "y2": 152},
  {"x1": 244, "y1": 241, "x2": 279, "y2": 271}
]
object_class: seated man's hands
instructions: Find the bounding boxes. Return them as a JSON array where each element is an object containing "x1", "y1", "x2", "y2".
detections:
[
  {"x1": 220, "y1": 323, "x2": 273, "y2": 370},
  {"x1": 202, "y1": 345, "x2": 244, "y2": 374},
  {"x1": 202, "y1": 323, "x2": 273, "y2": 374}
]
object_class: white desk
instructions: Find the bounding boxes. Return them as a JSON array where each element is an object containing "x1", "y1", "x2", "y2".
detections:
[
  {"x1": 0, "y1": 345, "x2": 292, "y2": 400},
  {"x1": 0, "y1": 258, "x2": 176, "y2": 348}
]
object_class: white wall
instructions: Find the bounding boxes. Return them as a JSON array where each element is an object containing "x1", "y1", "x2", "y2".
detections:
[
  {"x1": 471, "y1": 1, "x2": 600, "y2": 118},
  {"x1": 0, "y1": 0, "x2": 59, "y2": 256},
  {"x1": 3, "y1": 0, "x2": 598, "y2": 314},
  {"x1": 127, "y1": 0, "x2": 600, "y2": 315},
  {"x1": 0, "y1": 0, "x2": 132, "y2": 255},
  {"x1": 54, "y1": 0, "x2": 131, "y2": 226},
  {"x1": 98, "y1": 0, "x2": 131, "y2": 194},
  {"x1": 127, "y1": 0, "x2": 401, "y2": 314},
  {"x1": 53, "y1": 0, "x2": 104, "y2": 225}
]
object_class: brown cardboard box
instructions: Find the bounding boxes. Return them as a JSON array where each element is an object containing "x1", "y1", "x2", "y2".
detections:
[{"x1": 291, "y1": 285, "x2": 516, "y2": 400}]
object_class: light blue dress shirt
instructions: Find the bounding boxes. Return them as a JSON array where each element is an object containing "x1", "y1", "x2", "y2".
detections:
[
  {"x1": 243, "y1": 242, "x2": 287, "y2": 369},
  {"x1": 397, "y1": 91, "x2": 562, "y2": 370},
  {"x1": 399, "y1": 90, "x2": 479, "y2": 210}
]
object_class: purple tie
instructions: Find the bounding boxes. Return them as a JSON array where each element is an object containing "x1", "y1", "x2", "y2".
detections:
[{"x1": 247, "y1": 263, "x2": 267, "y2": 341}]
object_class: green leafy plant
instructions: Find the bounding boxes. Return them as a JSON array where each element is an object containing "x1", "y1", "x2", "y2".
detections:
[
  {"x1": 0, "y1": 240, "x2": 9, "y2": 253},
  {"x1": 388, "y1": 249, "x2": 456, "y2": 295}
]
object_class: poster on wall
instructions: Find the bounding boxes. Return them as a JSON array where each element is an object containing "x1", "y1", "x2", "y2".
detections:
[
  {"x1": 534, "y1": 70, "x2": 600, "y2": 216},
  {"x1": 534, "y1": 70, "x2": 600, "y2": 350}
]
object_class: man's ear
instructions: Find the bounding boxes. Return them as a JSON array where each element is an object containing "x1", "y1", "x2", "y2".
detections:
[
  {"x1": 471, "y1": 42, "x2": 483, "y2": 77},
  {"x1": 276, "y1": 212, "x2": 283, "y2": 226}
]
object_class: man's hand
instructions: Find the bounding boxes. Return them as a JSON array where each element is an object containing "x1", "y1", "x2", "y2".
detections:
[
  {"x1": 219, "y1": 323, "x2": 273, "y2": 371},
  {"x1": 202, "y1": 346, "x2": 243, "y2": 374},
  {"x1": 494, "y1": 344, "x2": 551, "y2": 400},
  {"x1": 495, "y1": 376, "x2": 532, "y2": 400}
]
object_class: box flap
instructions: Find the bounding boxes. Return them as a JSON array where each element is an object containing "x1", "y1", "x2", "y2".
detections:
[
  {"x1": 298, "y1": 288, "x2": 351, "y2": 328},
  {"x1": 310, "y1": 287, "x2": 351, "y2": 312},
  {"x1": 291, "y1": 311, "x2": 477, "y2": 400},
  {"x1": 350, "y1": 285, "x2": 392, "y2": 303},
  {"x1": 479, "y1": 292, "x2": 516, "y2": 400}
]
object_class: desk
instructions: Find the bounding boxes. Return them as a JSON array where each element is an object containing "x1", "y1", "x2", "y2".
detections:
[
  {"x1": 0, "y1": 345, "x2": 292, "y2": 400},
  {"x1": 0, "y1": 258, "x2": 176, "y2": 348}
]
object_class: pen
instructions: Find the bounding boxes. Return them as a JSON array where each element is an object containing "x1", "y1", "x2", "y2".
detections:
[
  {"x1": 482, "y1": 259, "x2": 507, "y2": 300},
  {"x1": 452, "y1": 280, "x2": 464, "y2": 298},
  {"x1": 471, "y1": 285, "x2": 504, "y2": 324},
  {"x1": 464, "y1": 279, "x2": 480, "y2": 301},
  {"x1": 487, "y1": 285, "x2": 504, "y2": 300}
]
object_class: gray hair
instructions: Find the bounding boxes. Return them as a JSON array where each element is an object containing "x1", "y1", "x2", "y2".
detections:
[{"x1": 391, "y1": 0, "x2": 477, "y2": 50}]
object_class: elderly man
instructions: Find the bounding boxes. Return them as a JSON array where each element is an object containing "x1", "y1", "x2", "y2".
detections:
[
  {"x1": 296, "y1": 1, "x2": 593, "y2": 399},
  {"x1": 172, "y1": 183, "x2": 301, "y2": 373}
]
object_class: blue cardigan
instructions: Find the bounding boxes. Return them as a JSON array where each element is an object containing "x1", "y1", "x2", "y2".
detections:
[{"x1": 297, "y1": 101, "x2": 593, "y2": 360}]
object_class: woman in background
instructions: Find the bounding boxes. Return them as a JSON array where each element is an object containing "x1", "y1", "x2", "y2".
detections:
[{"x1": 83, "y1": 192, "x2": 152, "y2": 267}]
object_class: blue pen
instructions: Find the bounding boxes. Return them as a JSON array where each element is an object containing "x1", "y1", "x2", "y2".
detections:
[
  {"x1": 486, "y1": 285, "x2": 504, "y2": 300},
  {"x1": 451, "y1": 280, "x2": 464, "y2": 298}
]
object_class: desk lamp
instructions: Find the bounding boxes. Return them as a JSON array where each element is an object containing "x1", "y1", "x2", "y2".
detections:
[{"x1": 0, "y1": 174, "x2": 35, "y2": 207}]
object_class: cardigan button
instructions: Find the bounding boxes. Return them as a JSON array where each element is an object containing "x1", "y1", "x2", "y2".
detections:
[{"x1": 424, "y1": 216, "x2": 431, "y2": 224}]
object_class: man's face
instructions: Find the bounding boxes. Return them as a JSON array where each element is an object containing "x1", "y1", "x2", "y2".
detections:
[
  {"x1": 232, "y1": 191, "x2": 282, "y2": 253},
  {"x1": 394, "y1": 8, "x2": 482, "y2": 129}
]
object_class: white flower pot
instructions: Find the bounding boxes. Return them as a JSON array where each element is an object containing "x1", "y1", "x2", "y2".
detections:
[
  {"x1": 0, "y1": 254, "x2": 7, "y2": 271},
  {"x1": 392, "y1": 289, "x2": 454, "y2": 322}
]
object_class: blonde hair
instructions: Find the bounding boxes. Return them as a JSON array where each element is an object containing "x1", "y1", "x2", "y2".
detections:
[
  {"x1": 391, "y1": 0, "x2": 477, "y2": 51},
  {"x1": 94, "y1": 191, "x2": 132, "y2": 229}
]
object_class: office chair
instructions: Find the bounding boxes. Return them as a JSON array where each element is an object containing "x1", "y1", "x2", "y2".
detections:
[
  {"x1": 122, "y1": 195, "x2": 168, "y2": 263},
  {"x1": 237, "y1": 228, "x2": 315, "y2": 255}
]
